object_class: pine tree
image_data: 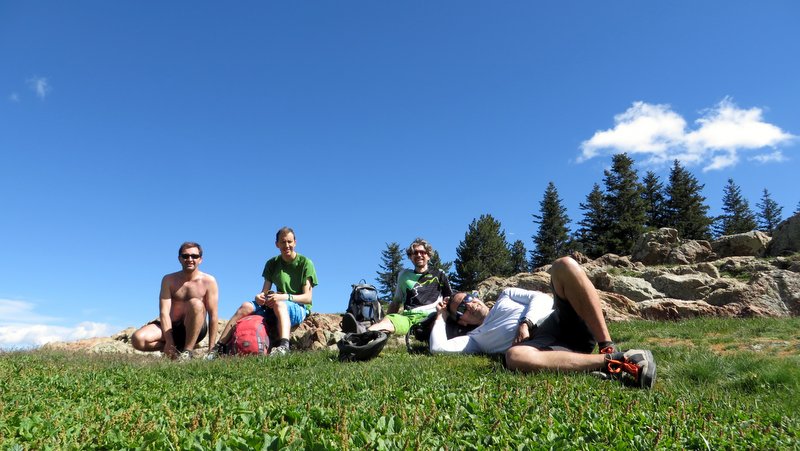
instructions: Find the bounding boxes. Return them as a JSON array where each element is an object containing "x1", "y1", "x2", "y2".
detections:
[
  {"x1": 509, "y1": 240, "x2": 529, "y2": 273},
  {"x1": 530, "y1": 181, "x2": 571, "y2": 268},
  {"x1": 796, "y1": 201, "x2": 800, "y2": 215},
  {"x1": 375, "y1": 242, "x2": 403, "y2": 301},
  {"x1": 576, "y1": 183, "x2": 607, "y2": 258},
  {"x1": 755, "y1": 188, "x2": 783, "y2": 234},
  {"x1": 714, "y1": 178, "x2": 757, "y2": 237},
  {"x1": 602, "y1": 153, "x2": 646, "y2": 255},
  {"x1": 664, "y1": 160, "x2": 712, "y2": 240},
  {"x1": 641, "y1": 170, "x2": 667, "y2": 229},
  {"x1": 452, "y1": 214, "x2": 513, "y2": 291},
  {"x1": 428, "y1": 250, "x2": 453, "y2": 275}
]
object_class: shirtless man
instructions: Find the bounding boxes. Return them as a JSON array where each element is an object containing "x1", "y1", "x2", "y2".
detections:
[{"x1": 131, "y1": 242, "x2": 219, "y2": 360}]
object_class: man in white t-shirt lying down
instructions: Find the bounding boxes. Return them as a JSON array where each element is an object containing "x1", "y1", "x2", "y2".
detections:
[{"x1": 430, "y1": 256, "x2": 656, "y2": 389}]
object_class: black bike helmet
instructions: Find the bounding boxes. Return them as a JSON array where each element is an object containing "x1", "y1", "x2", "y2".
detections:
[{"x1": 337, "y1": 331, "x2": 388, "y2": 362}]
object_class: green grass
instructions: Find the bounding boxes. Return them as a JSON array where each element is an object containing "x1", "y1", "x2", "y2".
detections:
[{"x1": 1, "y1": 317, "x2": 799, "y2": 450}]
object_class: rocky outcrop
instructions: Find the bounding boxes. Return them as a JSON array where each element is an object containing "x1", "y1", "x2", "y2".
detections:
[
  {"x1": 768, "y1": 213, "x2": 800, "y2": 256},
  {"x1": 630, "y1": 228, "x2": 715, "y2": 265},
  {"x1": 712, "y1": 231, "x2": 771, "y2": 258},
  {"x1": 476, "y1": 224, "x2": 800, "y2": 322}
]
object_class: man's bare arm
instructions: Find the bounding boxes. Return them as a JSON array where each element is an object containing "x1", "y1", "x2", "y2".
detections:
[
  {"x1": 158, "y1": 276, "x2": 176, "y2": 357},
  {"x1": 204, "y1": 275, "x2": 219, "y2": 351}
]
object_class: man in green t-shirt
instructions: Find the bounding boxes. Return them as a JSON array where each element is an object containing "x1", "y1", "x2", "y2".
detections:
[
  {"x1": 212, "y1": 227, "x2": 318, "y2": 357},
  {"x1": 342, "y1": 237, "x2": 452, "y2": 336}
]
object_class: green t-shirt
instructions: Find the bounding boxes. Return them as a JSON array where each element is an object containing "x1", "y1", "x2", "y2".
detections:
[{"x1": 262, "y1": 253, "x2": 319, "y2": 312}]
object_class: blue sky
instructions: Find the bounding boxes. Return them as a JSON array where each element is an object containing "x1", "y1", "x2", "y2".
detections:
[{"x1": 2, "y1": 2, "x2": 798, "y2": 348}]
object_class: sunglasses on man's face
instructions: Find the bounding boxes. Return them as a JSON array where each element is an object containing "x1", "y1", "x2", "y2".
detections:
[
  {"x1": 180, "y1": 254, "x2": 201, "y2": 260},
  {"x1": 411, "y1": 250, "x2": 428, "y2": 256},
  {"x1": 455, "y1": 294, "x2": 475, "y2": 317}
]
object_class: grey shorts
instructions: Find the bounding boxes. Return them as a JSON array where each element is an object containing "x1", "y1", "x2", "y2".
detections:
[{"x1": 518, "y1": 287, "x2": 596, "y2": 354}]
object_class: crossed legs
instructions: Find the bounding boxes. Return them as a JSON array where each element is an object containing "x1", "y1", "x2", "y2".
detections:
[{"x1": 505, "y1": 256, "x2": 611, "y2": 373}]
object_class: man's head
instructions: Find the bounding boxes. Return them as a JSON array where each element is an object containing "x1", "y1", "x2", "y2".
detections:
[
  {"x1": 275, "y1": 227, "x2": 297, "y2": 260},
  {"x1": 447, "y1": 292, "x2": 490, "y2": 326},
  {"x1": 178, "y1": 242, "x2": 203, "y2": 271},
  {"x1": 406, "y1": 238, "x2": 433, "y2": 271}
]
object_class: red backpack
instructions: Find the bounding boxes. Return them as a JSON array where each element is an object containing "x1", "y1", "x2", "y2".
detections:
[{"x1": 231, "y1": 315, "x2": 270, "y2": 355}]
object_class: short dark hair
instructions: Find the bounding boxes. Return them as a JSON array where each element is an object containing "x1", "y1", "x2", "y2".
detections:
[
  {"x1": 406, "y1": 238, "x2": 434, "y2": 258},
  {"x1": 178, "y1": 242, "x2": 203, "y2": 256},
  {"x1": 276, "y1": 227, "x2": 295, "y2": 242}
]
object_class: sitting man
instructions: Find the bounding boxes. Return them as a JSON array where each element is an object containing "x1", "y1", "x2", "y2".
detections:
[
  {"x1": 342, "y1": 238, "x2": 453, "y2": 337},
  {"x1": 212, "y1": 227, "x2": 317, "y2": 357},
  {"x1": 430, "y1": 256, "x2": 656, "y2": 389},
  {"x1": 131, "y1": 242, "x2": 219, "y2": 360}
]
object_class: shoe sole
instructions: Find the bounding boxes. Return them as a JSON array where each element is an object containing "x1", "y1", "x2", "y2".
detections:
[
  {"x1": 341, "y1": 313, "x2": 359, "y2": 333},
  {"x1": 638, "y1": 350, "x2": 657, "y2": 389}
]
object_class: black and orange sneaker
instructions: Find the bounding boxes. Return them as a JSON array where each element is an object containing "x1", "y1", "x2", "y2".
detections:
[
  {"x1": 598, "y1": 341, "x2": 617, "y2": 354},
  {"x1": 603, "y1": 350, "x2": 657, "y2": 389}
]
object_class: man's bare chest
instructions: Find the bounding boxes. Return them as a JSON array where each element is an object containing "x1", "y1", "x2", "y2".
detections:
[{"x1": 172, "y1": 279, "x2": 208, "y2": 303}]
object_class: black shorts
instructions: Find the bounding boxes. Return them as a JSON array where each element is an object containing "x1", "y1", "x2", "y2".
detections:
[
  {"x1": 150, "y1": 318, "x2": 208, "y2": 351},
  {"x1": 519, "y1": 287, "x2": 596, "y2": 354}
]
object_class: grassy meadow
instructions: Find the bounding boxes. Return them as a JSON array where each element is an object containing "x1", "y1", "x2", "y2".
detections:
[{"x1": 1, "y1": 317, "x2": 799, "y2": 450}]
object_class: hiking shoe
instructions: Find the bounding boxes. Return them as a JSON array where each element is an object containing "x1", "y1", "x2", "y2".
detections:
[
  {"x1": 204, "y1": 342, "x2": 225, "y2": 360},
  {"x1": 598, "y1": 341, "x2": 617, "y2": 354},
  {"x1": 341, "y1": 312, "x2": 366, "y2": 334},
  {"x1": 603, "y1": 349, "x2": 656, "y2": 389},
  {"x1": 269, "y1": 344, "x2": 290, "y2": 357},
  {"x1": 178, "y1": 350, "x2": 193, "y2": 361}
]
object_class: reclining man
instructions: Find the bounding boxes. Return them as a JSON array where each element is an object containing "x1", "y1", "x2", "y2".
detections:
[
  {"x1": 430, "y1": 256, "x2": 656, "y2": 388},
  {"x1": 342, "y1": 237, "x2": 453, "y2": 336},
  {"x1": 131, "y1": 242, "x2": 219, "y2": 360}
]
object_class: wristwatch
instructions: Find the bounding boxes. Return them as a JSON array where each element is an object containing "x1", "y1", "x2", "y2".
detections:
[
  {"x1": 519, "y1": 317, "x2": 535, "y2": 333},
  {"x1": 288, "y1": 293, "x2": 294, "y2": 302}
]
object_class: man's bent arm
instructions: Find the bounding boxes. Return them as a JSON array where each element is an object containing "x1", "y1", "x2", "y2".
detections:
[
  {"x1": 429, "y1": 314, "x2": 471, "y2": 354},
  {"x1": 205, "y1": 276, "x2": 219, "y2": 351},
  {"x1": 158, "y1": 277, "x2": 175, "y2": 354},
  {"x1": 503, "y1": 288, "x2": 554, "y2": 327}
]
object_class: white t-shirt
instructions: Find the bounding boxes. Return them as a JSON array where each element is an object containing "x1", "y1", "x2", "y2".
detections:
[{"x1": 429, "y1": 287, "x2": 554, "y2": 354}]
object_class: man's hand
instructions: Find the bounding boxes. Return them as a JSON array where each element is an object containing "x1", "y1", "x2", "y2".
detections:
[
  {"x1": 513, "y1": 322, "x2": 530, "y2": 344},
  {"x1": 254, "y1": 292, "x2": 267, "y2": 306},
  {"x1": 436, "y1": 298, "x2": 449, "y2": 317},
  {"x1": 264, "y1": 291, "x2": 286, "y2": 308},
  {"x1": 163, "y1": 337, "x2": 178, "y2": 359}
]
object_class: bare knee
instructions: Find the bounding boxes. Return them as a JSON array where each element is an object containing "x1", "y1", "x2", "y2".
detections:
[
  {"x1": 505, "y1": 346, "x2": 543, "y2": 372},
  {"x1": 187, "y1": 298, "x2": 205, "y2": 317},
  {"x1": 551, "y1": 256, "x2": 579, "y2": 275},
  {"x1": 131, "y1": 328, "x2": 151, "y2": 351},
  {"x1": 272, "y1": 300, "x2": 288, "y2": 316},
  {"x1": 236, "y1": 302, "x2": 255, "y2": 316}
]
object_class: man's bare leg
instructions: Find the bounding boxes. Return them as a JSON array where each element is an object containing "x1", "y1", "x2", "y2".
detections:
[
  {"x1": 367, "y1": 317, "x2": 396, "y2": 333},
  {"x1": 131, "y1": 323, "x2": 166, "y2": 352},
  {"x1": 181, "y1": 298, "x2": 206, "y2": 351},
  {"x1": 505, "y1": 346, "x2": 606, "y2": 373},
  {"x1": 217, "y1": 302, "x2": 256, "y2": 345},
  {"x1": 272, "y1": 301, "x2": 290, "y2": 340},
  {"x1": 550, "y1": 256, "x2": 611, "y2": 344}
]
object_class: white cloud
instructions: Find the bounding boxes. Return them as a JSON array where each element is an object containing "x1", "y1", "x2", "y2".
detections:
[
  {"x1": 9, "y1": 92, "x2": 20, "y2": 102},
  {"x1": 579, "y1": 98, "x2": 795, "y2": 171},
  {"x1": 579, "y1": 102, "x2": 686, "y2": 163},
  {"x1": 749, "y1": 150, "x2": 786, "y2": 164},
  {"x1": 0, "y1": 299, "x2": 113, "y2": 349},
  {"x1": 26, "y1": 76, "x2": 51, "y2": 100}
]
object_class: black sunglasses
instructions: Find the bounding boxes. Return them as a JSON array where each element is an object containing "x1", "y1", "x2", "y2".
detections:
[
  {"x1": 455, "y1": 293, "x2": 475, "y2": 318},
  {"x1": 180, "y1": 253, "x2": 201, "y2": 260}
]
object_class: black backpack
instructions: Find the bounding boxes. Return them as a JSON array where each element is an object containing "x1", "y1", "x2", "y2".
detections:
[{"x1": 347, "y1": 280, "x2": 383, "y2": 324}]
